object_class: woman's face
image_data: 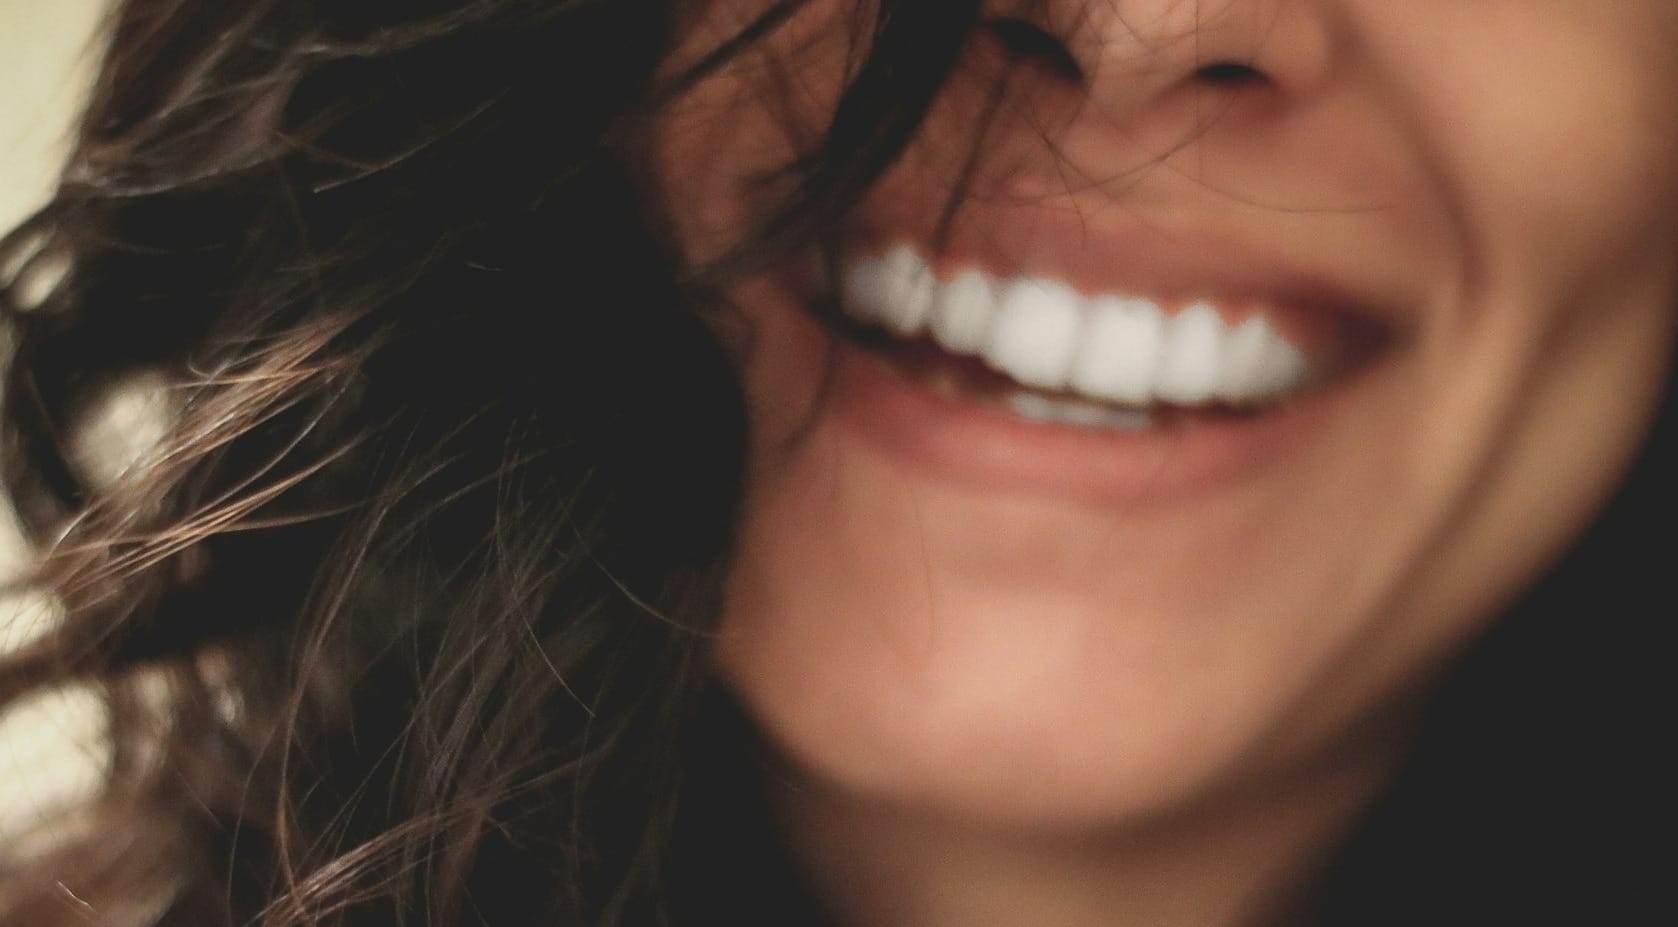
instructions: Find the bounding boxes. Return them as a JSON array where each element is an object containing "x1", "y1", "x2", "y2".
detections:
[{"x1": 651, "y1": 0, "x2": 1678, "y2": 826}]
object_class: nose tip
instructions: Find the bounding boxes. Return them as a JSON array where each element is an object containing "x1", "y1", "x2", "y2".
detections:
[
  {"x1": 1077, "y1": 0, "x2": 1335, "y2": 102},
  {"x1": 984, "y1": 0, "x2": 1338, "y2": 201}
]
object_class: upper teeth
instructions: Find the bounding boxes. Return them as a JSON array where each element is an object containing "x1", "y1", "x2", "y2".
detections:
[{"x1": 842, "y1": 244, "x2": 1313, "y2": 408}]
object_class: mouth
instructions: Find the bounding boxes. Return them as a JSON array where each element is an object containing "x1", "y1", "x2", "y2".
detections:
[
  {"x1": 798, "y1": 239, "x2": 1402, "y2": 502},
  {"x1": 836, "y1": 243, "x2": 1390, "y2": 433}
]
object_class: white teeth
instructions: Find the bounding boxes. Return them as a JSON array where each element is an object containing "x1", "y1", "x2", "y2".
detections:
[
  {"x1": 986, "y1": 279, "x2": 1083, "y2": 390},
  {"x1": 928, "y1": 268, "x2": 997, "y2": 353},
  {"x1": 848, "y1": 245, "x2": 937, "y2": 335},
  {"x1": 840, "y1": 248, "x2": 1319, "y2": 410},
  {"x1": 1218, "y1": 315, "x2": 1272, "y2": 402},
  {"x1": 1155, "y1": 301, "x2": 1224, "y2": 405},
  {"x1": 1071, "y1": 296, "x2": 1163, "y2": 406},
  {"x1": 1007, "y1": 392, "x2": 1154, "y2": 430},
  {"x1": 1254, "y1": 326, "x2": 1309, "y2": 399}
]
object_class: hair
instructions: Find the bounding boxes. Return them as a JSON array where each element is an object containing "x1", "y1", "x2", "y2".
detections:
[{"x1": 0, "y1": 1, "x2": 1671, "y2": 925}]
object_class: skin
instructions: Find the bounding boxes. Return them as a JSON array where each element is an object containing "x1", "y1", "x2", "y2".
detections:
[{"x1": 651, "y1": 1, "x2": 1678, "y2": 924}]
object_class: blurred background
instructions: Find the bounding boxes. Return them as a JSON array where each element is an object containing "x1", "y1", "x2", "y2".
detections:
[{"x1": 1, "y1": 0, "x2": 113, "y2": 841}]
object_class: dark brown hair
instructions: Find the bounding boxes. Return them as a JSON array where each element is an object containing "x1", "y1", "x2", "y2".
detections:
[
  {"x1": 1, "y1": 1, "x2": 1671, "y2": 925},
  {"x1": 0, "y1": 1, "x2": 976, "y2": 923}
]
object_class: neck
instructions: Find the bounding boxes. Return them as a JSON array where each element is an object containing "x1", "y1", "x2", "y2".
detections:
[{"x1": 770, "y1": 745, "x2": 1397, "y2": 927}]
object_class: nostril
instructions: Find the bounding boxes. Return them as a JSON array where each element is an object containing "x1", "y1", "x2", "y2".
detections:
[
  {"x1": 1194, "y1": 60, "x2": 1268, "y2": 87},
  {"x1": 983, "y1": 17, "x2": 1085, "y2": 83}
]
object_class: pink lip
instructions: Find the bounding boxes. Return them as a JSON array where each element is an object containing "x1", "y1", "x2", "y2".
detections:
[{"x1": 828, "y1": 337, "x2": 1358, "y2": 505}]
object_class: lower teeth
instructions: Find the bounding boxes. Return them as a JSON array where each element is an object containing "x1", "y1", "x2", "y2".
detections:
[
  {"x1": 1006, "y1": 392, "x2": 1155, "y2": 431},
  {"x1": 904, "y1": 342, "x2": 1164, "y2": 431}
]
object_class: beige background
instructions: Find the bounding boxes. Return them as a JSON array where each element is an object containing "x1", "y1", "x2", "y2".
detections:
[{"x1": 1, "y1": 0, "x2": 112, "y2": 838}]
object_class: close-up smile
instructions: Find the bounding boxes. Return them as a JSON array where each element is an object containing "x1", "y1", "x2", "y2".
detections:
[
  {"x1": 804, "y1": 225, "x2": 1404, "y2": 501},
  {"x1": 7, "y1": 0, "x2": 1677, "y2": 924}
]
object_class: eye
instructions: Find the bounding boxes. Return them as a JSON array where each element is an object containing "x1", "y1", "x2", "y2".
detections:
[{"x1": 981, "y1": 17, "x2": 1086, "y2": 83}]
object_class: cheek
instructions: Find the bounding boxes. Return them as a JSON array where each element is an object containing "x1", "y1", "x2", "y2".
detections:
[
  {"x1": 1332, "y1": 5, "x2": 1678, "y2": 691},
  {"x1": 1369, "y1": 8, "x2": 1678, "y2": 295}
]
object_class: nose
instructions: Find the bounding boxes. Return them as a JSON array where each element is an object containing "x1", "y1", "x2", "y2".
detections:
[
  {"x1": 1071, "y1": 0, "x2": 1335, "y2": 102},
  {"x1": 984, "y1": 0, "x2": 1340, "y2": 193}
]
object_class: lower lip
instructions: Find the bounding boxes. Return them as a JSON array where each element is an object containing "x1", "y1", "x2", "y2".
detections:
[{"x1": 828, "y1": 336, "x2": 1350, "y2": 505}]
